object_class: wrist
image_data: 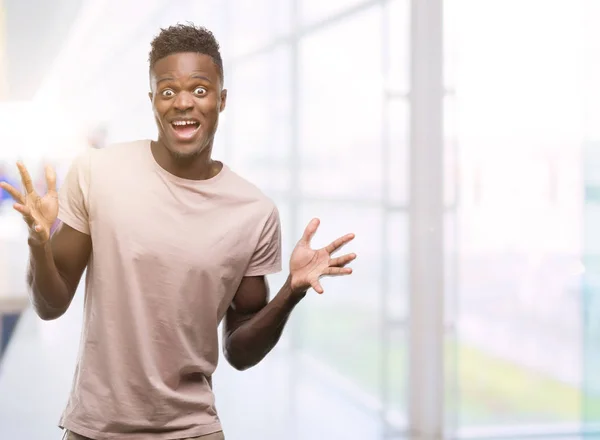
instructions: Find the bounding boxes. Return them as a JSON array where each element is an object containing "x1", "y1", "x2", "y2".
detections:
[
  {"x1": 28, "y1": 236, "x2": 50, "y2": 251},
  {"x1": 287, "y1": 274, "x2": 308, "y2": 299}
]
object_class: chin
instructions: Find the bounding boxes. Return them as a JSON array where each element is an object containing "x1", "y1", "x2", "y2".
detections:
[
  {"x1": 169, "y1": 146, "x2": 203, "y2": 160},
  {"x1": 166, "y1": 140, "x2": 206, "y2": 160}
]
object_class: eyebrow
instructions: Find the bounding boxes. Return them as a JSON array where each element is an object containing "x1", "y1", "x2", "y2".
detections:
[
  {"x1": 191, "y1": 74, "x2": 211, "y2": 82},
  {"x1": 156, "y1": 74, "x2": 211, "y2": 85},
  {"x1": 156, "y1": 76, "x2": 175, "y2": 85}
]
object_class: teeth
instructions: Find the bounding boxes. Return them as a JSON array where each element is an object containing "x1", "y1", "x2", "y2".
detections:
[{"x1": 172, "y1": 120, "x2": 198, "y2": 126}]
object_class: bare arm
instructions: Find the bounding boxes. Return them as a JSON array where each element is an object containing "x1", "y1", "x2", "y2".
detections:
[
  {"x1": 223, "y1": 275, "x2": 305, "y2": 371},
  {"x1": 1, "y1": 161, "x2": 92, "y2": 320},
  {"x1": 222, "y1": 219, "x2": 357, "y2": 371},
  {"x1": 28, "y1": 222, "x2": 91, "y2": 320}
]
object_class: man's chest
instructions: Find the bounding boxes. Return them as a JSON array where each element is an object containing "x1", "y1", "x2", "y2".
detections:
[{"x1": 88, "y1": 178, "x2": 259, "y2": 276}]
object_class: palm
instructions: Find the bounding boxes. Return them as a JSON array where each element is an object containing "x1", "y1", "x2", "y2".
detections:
[
  {"x1": 27, "y1": 191, "x2": 58, "y2": 231},
  {"x1": 290, "y1": 218, "x2": 357, "y2": 294},
  {"x1": 290, "y1": 245, "x2": 330, "y2": 284}
]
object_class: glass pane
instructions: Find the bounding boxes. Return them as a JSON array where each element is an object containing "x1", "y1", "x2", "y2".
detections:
[
  {"x1": 227, "y1": 47, "x2": 292, "y2": 194},
  {"x1": 372, "y1": 213, "x2": 408, "y2": 428},
  {"x1": 299, "y1": 0, "x2": 367, "y2": 26},
  {"x1": 188, "y1": 0, "x2": 228, "y2": 37},
  {"x1": 583, "y1": 0, "x2": 600, "y2": 143},
  {"x1": 296, "y1": 202, "x2": 383, "y2": 401},
  {"x1": 229, "y1": 0, "x2": 291, "y2": 57},
  {"x1": 445, "y1": 331, "x2": 459, "y2": 434},
  {"x1": 386, "y1": 0, "x2": 410, "y2": 95},
  {"x1": 298, "y1": 7, "x2": 383, "y2": 200},
  {"x1": 444, "y1": 96, "x2": 458, "y2": 208},
  {"x1": 446, "y1": 0, "x2": 586, "y2": 433},
  {"x1": 583, "y1": 53, "x2": 600, "y2": 425},
  {"x1": 445, "y1": 212, "x2": 458, "y2": 326},
  {"x1": 385, "y1": 314, "x2": 408, "y2": 431},
  {"x1": 583, "y1": 0, "x2": 600, "y2": 427},
  {"x1": 294, "y1": 370, "x2": 385, "y2": 439},
  {"x1": 386, "y1": 213, "x2": 408, "y2": 321},
  {"x1": 387, "y1": 98, "x2": 409, "y2": 206},
  {"x1": 582, "y1": 214, "x2": 600, "y2": 426},
  {"x1": 445, "y1": 213, "x2": 460, "y2": 433}
]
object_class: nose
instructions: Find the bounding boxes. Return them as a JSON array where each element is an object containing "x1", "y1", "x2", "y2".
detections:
[{"x1": 173, "y1": 91, "x2": 194, "y2": 112}]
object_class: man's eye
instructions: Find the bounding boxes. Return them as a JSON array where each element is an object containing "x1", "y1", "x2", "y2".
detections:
[
  {"x1": 161, "y1": 89, "x2": 175, "y2": 97},
  {"x1": 194, "y1": 87, "x2": 207, "y2": 96}
]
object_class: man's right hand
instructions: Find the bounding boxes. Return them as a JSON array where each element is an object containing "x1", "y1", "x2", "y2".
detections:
[{"x1": 0, "y1": 162, "x2": 58, "y2": 246}]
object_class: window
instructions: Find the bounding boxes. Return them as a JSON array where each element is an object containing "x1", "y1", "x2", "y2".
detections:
[
  {"x1": 229, "y1": 0, "x2": 292, "y2": 57},
  {"x1": 296, "y1": 202, "x2": 385, "y2": 404},
  {"x1": 298, "y1": 7, "x2": 383, "y2": 200},
  {"x1": 446, "y1": 0, "x2": 588, "y2": 434},
  {"x1": 386, "y1": 0, "x2": 410, "y2": 95},
  {"x1": 300, "y1": 0, "x2": 370, "y2": 26},
  {"x1": 227, "y1": 47, "x2": 292, "y2": 196},
  {"x1": 387, "y1": 98, "x2": 408, "y2": 205}
]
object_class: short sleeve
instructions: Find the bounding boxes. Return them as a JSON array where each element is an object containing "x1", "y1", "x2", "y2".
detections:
[
  {"x1": 245, "y1": 205, "x2": 282, "y2": 277},
  {"x1": 57, "y1": 150, "x2": 92, "y2": 235}
]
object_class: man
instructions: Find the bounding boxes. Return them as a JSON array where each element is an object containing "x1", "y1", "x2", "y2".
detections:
[{"x1": 0, "y1": 24, "x2": 355, "y2": 439}]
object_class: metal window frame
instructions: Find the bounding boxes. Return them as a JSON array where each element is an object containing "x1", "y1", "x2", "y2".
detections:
[{"x1": 407, "y1": 0, "x2": 445, "y2": 438}]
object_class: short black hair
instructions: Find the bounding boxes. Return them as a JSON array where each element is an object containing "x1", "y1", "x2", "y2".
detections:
[{"x1": 149, "y1": 23, "x2": 224, "y2": 82}]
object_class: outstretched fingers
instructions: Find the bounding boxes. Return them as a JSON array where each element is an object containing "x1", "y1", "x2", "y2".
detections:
[
  {"x1": 13, "y1": 203, "x2": 35, "y2": 227},
  {"x1": 311, "y1": 280, "x2": 324, "y2": 295},
  {"x1": 324, "y1": 267, "x2": 353, "y2": 276},
  {"x1": 329, "y1": 253, "x2": 357, "y2": 267},
  {"x1": 45, "y1": 165, "x2": 57, "y2": 194},
  {"x1": 313, "y1": 265, "x2": 354, "y2": 294},
  {"x1": 325, "y1": 233, "x2": 355, "y2": 255},
  {"x1": 0, "y1": 181, "x2": 24, "y2": 204},
  {"x1": 17, "y1": 162, "x2": 35, "y2": 195},
  {"x1": 299, "y1": 218, "x2": 320, "y2": 246}
]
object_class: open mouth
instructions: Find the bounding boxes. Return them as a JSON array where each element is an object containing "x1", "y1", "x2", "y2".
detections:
[{"x1": 170, "y1": 119, "x2": 200, "y2": 140}]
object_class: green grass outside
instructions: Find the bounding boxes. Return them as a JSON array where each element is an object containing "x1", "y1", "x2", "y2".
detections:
[{"x1": 299, "y1": 303, "x2": 600, "y2": 426}]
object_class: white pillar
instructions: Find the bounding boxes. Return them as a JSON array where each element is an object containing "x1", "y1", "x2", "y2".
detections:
[{"x1": 408, "y1": 0, "x2": 445, "y2": 438}]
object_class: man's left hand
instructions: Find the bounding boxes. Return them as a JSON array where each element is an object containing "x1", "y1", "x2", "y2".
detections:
[{"x1": 289, "y1": 218, "x2": 356, "y2": 295}]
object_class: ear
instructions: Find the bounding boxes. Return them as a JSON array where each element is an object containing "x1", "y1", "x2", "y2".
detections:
[
  {"x1": 219, "y1": 89, "x2": 228, "y2": 113},
  {"x1": 148, "y1": 91, "x2": 153, "y2": 102}
]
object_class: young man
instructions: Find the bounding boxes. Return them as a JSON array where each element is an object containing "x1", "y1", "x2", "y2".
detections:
[{"x1": 0, "y1": 24, "x2": 355, "y2": 440}]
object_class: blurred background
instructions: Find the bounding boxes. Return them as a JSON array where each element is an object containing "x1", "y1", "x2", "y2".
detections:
[{"x1": 0, "y1": 0, "x2": 599, "y2": 439}]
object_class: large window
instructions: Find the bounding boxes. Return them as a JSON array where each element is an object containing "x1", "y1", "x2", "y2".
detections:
[
  {"x1": 298, "y1": 7, "x2": 383, "y2": 200},
  {"x1": 445, "y1": 0, "x2": 593, "y2": 436},
  {"x1": 581, "y1": 0, "x2": 600, "y2": 431},
  {"x1": 227, "y1": 47, "x2": 292, "y2": 194},
  {"x1": 225, "y1": 0, "x2": 410, "y2": 437}
]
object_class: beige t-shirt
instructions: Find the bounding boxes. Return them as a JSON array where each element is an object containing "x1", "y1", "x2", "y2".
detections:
[{"x1": 56, "y1": 140, "x2": 282, "y2": 439}]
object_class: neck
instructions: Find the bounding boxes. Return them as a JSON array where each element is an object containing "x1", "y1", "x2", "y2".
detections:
[{"x1": 151, "y1": 139, "x2": 221, "y2": 180}]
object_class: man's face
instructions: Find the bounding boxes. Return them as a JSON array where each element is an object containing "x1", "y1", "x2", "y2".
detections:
[{"x1": 149, "y1": 52, "x2": 227, "y2": 159}]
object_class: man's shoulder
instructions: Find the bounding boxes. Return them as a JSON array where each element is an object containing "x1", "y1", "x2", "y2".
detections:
[
  {"x1": 93, "y1": 139, "x2": 148, "y2": 157},
  {"x1": 223, "y1": 166, "x2": 276, "y2": 209},
  {"x1": 82, "y1": 139, "x2": 148, "y2": 168}
]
